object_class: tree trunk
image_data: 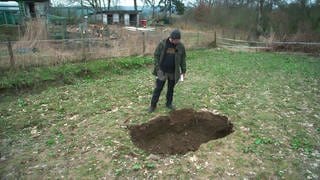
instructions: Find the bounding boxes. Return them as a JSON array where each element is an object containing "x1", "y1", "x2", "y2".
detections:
[
  {"x1": 134, "y1": 0, "x2": 137, "y2": 11},
  {"x1": 7, "y1": 38, "x2": 15, "y2": 69},
  {"x1": 256, "y1": 0, "x2": 264, "y2": 37},
  {"x1": 169, "y1": 0, "x2": 172, "y2": 23},
  {"x1": 99, "y1": 0, "x2": 103, "y2": 24},
  {"x1": 152, "y1": 5, "x2": 155, "y2": 19}
]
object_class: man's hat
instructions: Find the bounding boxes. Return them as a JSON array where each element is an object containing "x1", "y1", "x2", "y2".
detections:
[{"x1": 170, "y1": 29, "x2": 181, "y2": 39}]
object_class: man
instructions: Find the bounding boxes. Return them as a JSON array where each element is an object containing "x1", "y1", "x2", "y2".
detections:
[{"x1": 148, "y1": 29, "x2": 186, "y2": 113}]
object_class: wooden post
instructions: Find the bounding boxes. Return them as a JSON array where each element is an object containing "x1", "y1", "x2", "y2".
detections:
[
  {"x1": 7, "y1": 39, "x2": 15, "y2": 69},
  {"x1": 197, "y1": 32, "x2": 200, "y2": 46},
  {"x1": 4, "y1": 12, "x2": 8, "y2": 24},
  {"x1": 68, "y1": 8, "x2": 70, "y2": 23},
  {"x1": 82, "y1": 38, "x2": 86, "y2": 62},
  {"x1": 142, "y1": 32, "x2": 146, "y2": 55},
  {"x1": 81, "y1": 15, "x2": 87, "y2": 62},
  {"x1": 214, "y1": 31, "x2": 217, "y2": 47},
  {"x1": 18, "y1": 25, "x2": 21, "y2": 40}
]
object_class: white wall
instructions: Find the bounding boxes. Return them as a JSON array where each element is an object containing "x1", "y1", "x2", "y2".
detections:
[
  {"x1": 103, "y1": 14, "x2": 108, "y2": 25},
  {"x1": 124, "y1": 14, "x2": 129, "y2": 26},
  {"x1": 113, "y1": 13, "x2": 119, "y2": 23}
]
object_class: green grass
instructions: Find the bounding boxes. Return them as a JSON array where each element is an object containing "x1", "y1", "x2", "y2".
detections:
[
  {"x1": 0, "y1": 49, "x2": 319, "y2": 179},
  {"x1": 0, "y1": 56, "x2": 152, "y2": 90}
]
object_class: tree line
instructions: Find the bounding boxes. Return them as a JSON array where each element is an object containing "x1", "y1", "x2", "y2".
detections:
[
  {"x1": 57, "y1": 0, "x2": 319, "y2": 41},
  {"x1": 62, "y1": 0, "x2": 185, "y2": 20},
  {"x1": 184, "y1": 0, "x2": 320, "y2": 41}
]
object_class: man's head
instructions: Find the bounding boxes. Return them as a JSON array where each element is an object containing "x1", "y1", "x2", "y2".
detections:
[{"x1": 169, "y1": 29, "x2": 181, "y2": 45}]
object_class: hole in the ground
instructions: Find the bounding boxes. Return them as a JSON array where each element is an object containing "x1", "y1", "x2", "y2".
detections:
[{"x1": 129, "y1": 109, "x2": 234, "y2": 155}]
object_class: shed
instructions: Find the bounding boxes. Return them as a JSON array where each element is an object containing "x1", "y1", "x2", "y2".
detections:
[
  {"x1": 90, "y1": 6, "x2": 142, "y2": 26},
  {"x1": 0, "y1": 0, "x2": 50, "y2": 20},
  {"x1": 0, "y1": 1, "x2": 20, "y2": 24}
]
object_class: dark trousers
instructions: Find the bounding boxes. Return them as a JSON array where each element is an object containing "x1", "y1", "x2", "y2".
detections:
[{"x1": 151, "y1": 78, "x2": 175, "y2": 107}]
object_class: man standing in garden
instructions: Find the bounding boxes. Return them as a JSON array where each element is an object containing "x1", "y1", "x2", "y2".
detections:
[{"x1": 148, "y1": 29, "x2": 187, "y2": 113}]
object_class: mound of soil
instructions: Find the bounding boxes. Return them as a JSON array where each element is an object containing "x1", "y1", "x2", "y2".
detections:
[{"x1": 129, "y1": 109, "x2": 233, "y2": 155}]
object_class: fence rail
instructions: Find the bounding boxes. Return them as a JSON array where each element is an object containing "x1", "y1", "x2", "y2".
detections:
[
  {"x1": 0, "y1": 30, "x2": 215, "y2": 69},
  {"x1": 217, "y1": 37, "x2": 320, "y2": 53},
  {"x1": 218, "y1": 37, "x2": 320, "y2": 45},
  {"x1": 2, "y1": 29, "x2": 318, "y2": 69}
]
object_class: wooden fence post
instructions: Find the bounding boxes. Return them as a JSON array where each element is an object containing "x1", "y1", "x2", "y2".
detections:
[
  {"x1": 7, "y1": 38, "x2": 15, "y2": 69},
  {"x1": 82, "y1": 38, "x2": 87, "y2": 62},
  {"x1": 142, "y1": 32, "x2": 146, "y2": 55},
  {"x1": 197, "y1": 31, "x2": 200, "y2": 46},
  {"x1": 18, "y1": 25, "x2": 21, "y2": 40},
  {"x1": 214, "y1": 31, "x2": 217, "y2": 47}
]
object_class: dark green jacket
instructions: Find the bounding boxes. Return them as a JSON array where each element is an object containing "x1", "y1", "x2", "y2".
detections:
[{"x1": 152, "y1": 39, "x2": 187, "y2": 83}]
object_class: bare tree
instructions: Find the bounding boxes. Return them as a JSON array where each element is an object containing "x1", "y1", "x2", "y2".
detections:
[
  {"x1": 145, "y1": 0, "x2": 157, "y2": 18},
  {"x1": 100, "y1": 0, "x2": 111, "y2": 10},
  {"x1": 256, "y1": 0, "x2": 264, "y2": 36},
  {"x1": 108, "y1": 0, "x2": 111, "y2": 9},
  {"x1": 158, "y1": 0, "x2": 169, "y2": 17},
  {"x1": 134, "y1": 0, "x2": 137, "y2": 10},
  {"x1": 69, "y1": 0, "x2": 107, "y2": 10},
  {"x1": 51, "y1": 0, "x2": 64, "y2": 7}
]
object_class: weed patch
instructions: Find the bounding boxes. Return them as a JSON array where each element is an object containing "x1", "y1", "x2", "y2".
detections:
[{"x1": 0, "y1": 56, "x2": 152, "y2": 92}]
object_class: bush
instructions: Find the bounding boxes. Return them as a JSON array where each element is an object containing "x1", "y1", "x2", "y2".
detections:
[{"x1": 182, "y1": 2, "x2": 320, "y2": 41}]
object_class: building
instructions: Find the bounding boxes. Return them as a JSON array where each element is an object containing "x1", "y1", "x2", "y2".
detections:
[
  {"x1": 50, "y1": 6, "x2": 141, "y2": 26},
  {"x1": 18, "y1": 0, "x2": 50, "y2": 19},
  {"x1": 0, "y1": 0, "x2": 49, "y2": 24},
  {"x1": 91, "y1": 6, "x2": 142, "y2": 26},
  {"x1": 1, "y1": 1, "x2": 142, "y2": 26},
  {"x1": 0, "y1": 1, "x2": 20, "y2": 24}
]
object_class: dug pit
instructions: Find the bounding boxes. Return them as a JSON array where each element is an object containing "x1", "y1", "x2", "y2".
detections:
[{"x1": 129, "y1": 109, "x2": 234, "y2": 155}]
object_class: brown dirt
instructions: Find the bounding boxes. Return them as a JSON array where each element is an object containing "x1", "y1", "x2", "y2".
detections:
[{"x1": 129, "y1": 109, "x2": 234, "y2": 155}]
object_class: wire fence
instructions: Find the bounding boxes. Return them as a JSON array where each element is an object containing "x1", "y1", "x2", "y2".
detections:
[
  {"x1": 0, "y1": 30, "x2": 215, "y2": 69},
  {"x1": 217, "y1": 37, "x2": 320, "y2": 53},
  {"x1": 2, "y1": 26, "x2": 319, "y2": 69}
]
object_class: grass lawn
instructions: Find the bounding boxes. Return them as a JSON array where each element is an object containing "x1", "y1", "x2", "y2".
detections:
[{"x1": 0, "y1": 49, "x2": 319, "y2": 179}]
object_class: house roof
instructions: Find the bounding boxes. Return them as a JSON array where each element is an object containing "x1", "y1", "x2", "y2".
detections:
[
  {"x1": 105, "y1": 6, "x2": 143, "y2": 11},
  {"x1": 0, "y1": 1, "x2": 18, "y2": 11},
  {"x1": 96, "y1": 6, "x2": 142, "y2": 14},
  {"x1": 99, "y1": 10, "x2": 142, "y2": 14},
  {"x1": 52, "y1": 6, "x2": 142, "y2": 16},
  {"x1": 0, "y1": 1, "x2": 17, "y2": 6}
]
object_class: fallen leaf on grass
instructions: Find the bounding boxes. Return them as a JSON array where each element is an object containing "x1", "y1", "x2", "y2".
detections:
[
  {"x1": 189, "y1": 155, "x2": 198, "y2": 162},
  {"x1": 147, "y1": 154, "x2": 160, "y2": 161},
  {"x1": 240, "y1": 126, "x2": 250, "y2": 133},
  {"x1": 31, "y1": 126, "x2": 41, "y2": 138}
]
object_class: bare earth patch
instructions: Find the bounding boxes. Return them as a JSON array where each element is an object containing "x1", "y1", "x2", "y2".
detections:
[{"x1": 129, "y1": 109, "x2": 234, "y2": 155}]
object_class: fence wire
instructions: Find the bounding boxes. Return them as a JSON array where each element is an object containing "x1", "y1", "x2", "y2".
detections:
[
  {"x1": 217, "y1": 37, "x2": 320, "y2": 53},
  {"x1": 0, "y1": 30, "x2": 214, "y2": 69}
]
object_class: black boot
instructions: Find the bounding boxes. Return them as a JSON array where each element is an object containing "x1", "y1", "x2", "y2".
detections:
[
  {"x1": 166, "y1": 103, "x2": 176, "y2": 110},
  {"x1": 148, "y1": 105, "x2": 156, "y2": 113}
]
